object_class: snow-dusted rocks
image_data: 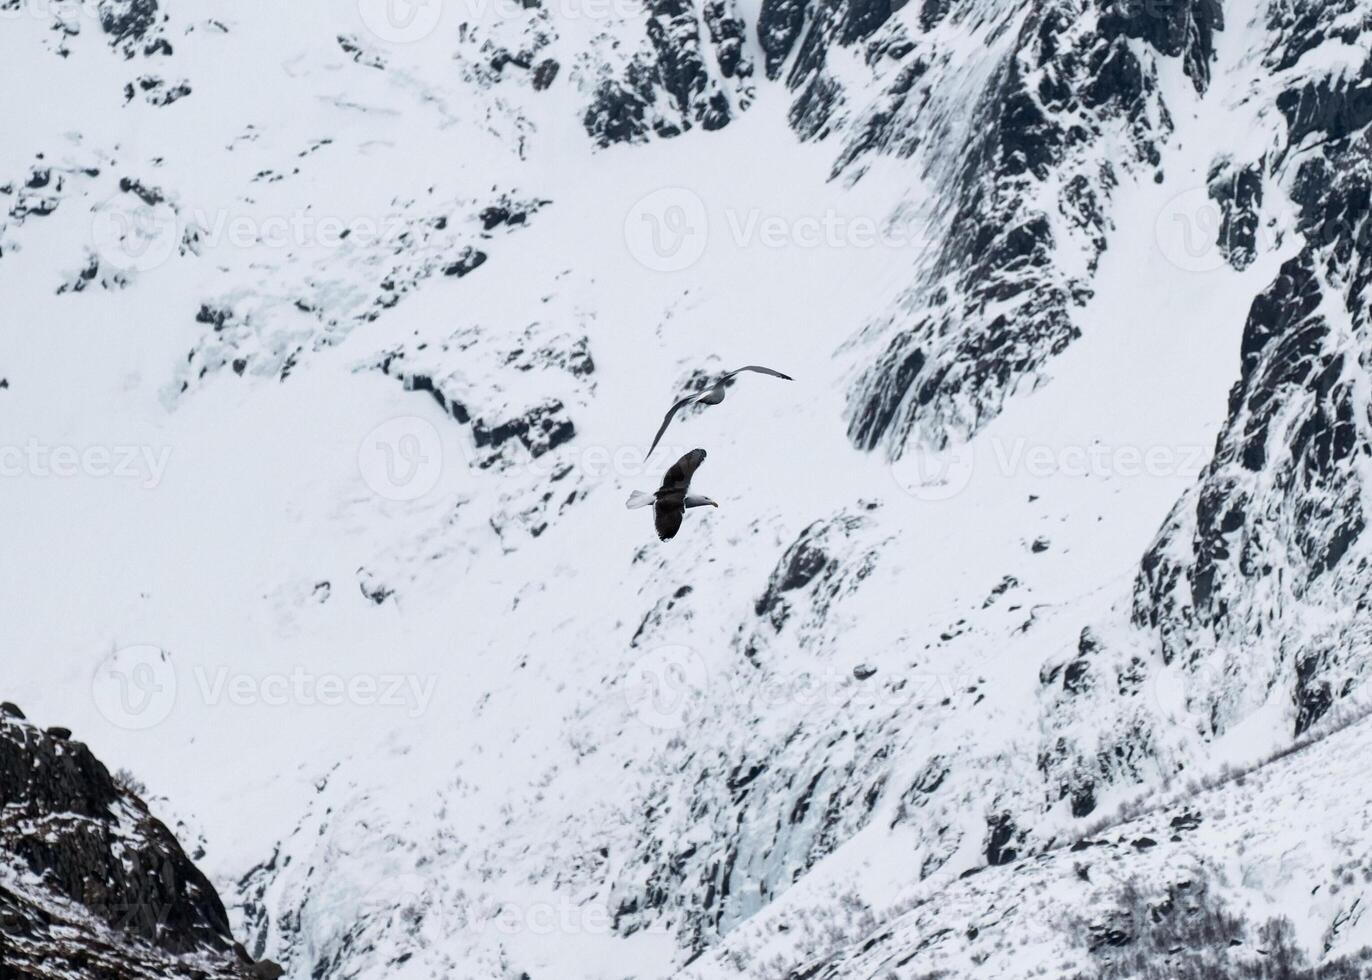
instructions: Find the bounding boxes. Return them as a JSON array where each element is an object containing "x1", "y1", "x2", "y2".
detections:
[
  {"x1": 767, "y1": 704, "x2": 1372, "y2": 979},
  {"x1": 373, "y1": 317, "x2": 594, "y2": 472},
  {"x1": 1135, "y1": 3, "x2": 1372, "y2": 743},
  {"x1": 842, "y1": 0, "x2": 1214, "y2": 457},
  {"x1": 0, "y1": 708, "x2": 273, "y2": 978},
  {"x1": 173, "y1": 194, "x2": 548, "y2": 398},
  {"x1": 742, "y1": 510, "x2": 889, "y2": 663},
  {"x1": 582, "y1": 0, "x2": 755, "y2": 145}
]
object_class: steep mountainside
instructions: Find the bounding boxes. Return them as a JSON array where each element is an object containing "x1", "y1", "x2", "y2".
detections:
[
  {"x1": 720, "y1": 702, "x2": 1372, "y2": 978},
  {"x1": 3, "y1": 0, "x2": 1372, "y2": 978},
  {"x1": 834, "y1": 0, "x2": 1221, "y2": 454},
  {"x1": 0, "y1": 704, "x2": 275, "y2": 979}
]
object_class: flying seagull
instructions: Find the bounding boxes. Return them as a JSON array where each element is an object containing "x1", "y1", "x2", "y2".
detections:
[
  {"x1": 644, "y1": 366, "x2": 793, "y2": 460},
  {"x1": 626, "y1": 448, "x2": 717, "y2": 541}
]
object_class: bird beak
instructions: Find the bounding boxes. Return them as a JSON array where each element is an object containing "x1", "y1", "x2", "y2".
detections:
[{"x1": 710, "y1": 500, "x2": 720, "y2": 508}]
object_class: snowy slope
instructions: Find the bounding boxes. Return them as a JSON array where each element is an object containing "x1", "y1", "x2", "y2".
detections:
[
  {"x1": 3, "y1": 0, "x2": 1372, "y2": 978},
  {"x1": 698, "y1": 701, "x2": 1372, "y2": 978}
]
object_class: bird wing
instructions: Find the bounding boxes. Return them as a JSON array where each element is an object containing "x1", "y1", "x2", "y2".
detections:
[
  {"x1": 657, "y1": 448, "x2": 707, "y2": 496},
  {"x1": 654, "y1": 498, "x2": 685, "y2": 540},
  {"x1": 645, "y1": 393, "x2": 701, "y2": 461},
  {"x1": 724, "y1": 365, "x2": 794, "y2": 381}
]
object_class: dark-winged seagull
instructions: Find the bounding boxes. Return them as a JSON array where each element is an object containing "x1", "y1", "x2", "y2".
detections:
[
  {"x1": 644, "y1": 366, "x2": 793, "y2": 460},
  {"x1": 626, "y1": 448, "x2": 717, "y2": 541}
]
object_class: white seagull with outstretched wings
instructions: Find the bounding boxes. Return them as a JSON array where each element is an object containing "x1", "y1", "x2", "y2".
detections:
[{"x1": 644, "y1": 366, "x2": 793, "y2": 460}]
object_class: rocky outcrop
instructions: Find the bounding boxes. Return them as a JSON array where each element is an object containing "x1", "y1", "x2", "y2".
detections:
[
  {"x1": 1100, "y1": 0, "x2": 1222, "y2": 92},
  {"x1": 607, "y1": 511, "x2": 935, "y2": 954},
  {"x1": 842, "y1": 0, "x2": 1205, "y2": 456},
  {"x1": 374, "y1": 319, "x2": 594, "y2": 472},
  {"x1": 778, "y1": 707, "x2": 1372, "y2": 978},
  {"x1": 0, "y1": 706, "x2": 274, "y2": 978},
  {"x1": 173, "y1": 195, "x2": 541, "y2": 399},
  {"x1": 1134, "y1": 3, "x2": 1372, "y2": 740},
  {"x1": 743, "y1": 512, "x2": 889, "y2": 662},
  {"x1": 1209, "y1": 157, "x2": 1265, "y2": 271},
  {"x1": 1028, "y1": 0, "x2": 1372, "y2": 890},
  {"x1": 96, "y1": 0, "x2": 160, "y2": 46},
  {"x1": 582, "y1": 0, "x2": 755, "y2": 145},
  {"x1": 758, "y1": 0, "x2": 911, "y2": 137}
]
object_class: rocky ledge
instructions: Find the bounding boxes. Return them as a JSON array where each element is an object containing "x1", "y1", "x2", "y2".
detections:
[{"x1": 0, "y1": 703, "x2": 278, "y2": 979}]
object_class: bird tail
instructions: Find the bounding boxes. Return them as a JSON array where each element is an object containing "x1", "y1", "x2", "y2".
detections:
[{"x1": 625, "y1": 490, "x2": 655, "y2": 510}]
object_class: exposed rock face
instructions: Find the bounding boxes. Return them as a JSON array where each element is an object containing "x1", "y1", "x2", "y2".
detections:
[
  {"x1": 841, "y1": 0, "x2": 1212, "y2": 456},
  {"x1": 0, "y1": 709, "x2": 271, "y2": 978},
  {"x1": 10, "y1": 0, "x2": 1372, "y2": 975},
  {"x1": 374, "y1": 319, "x2": 594, "y2": 472},
  {"x1": 607, "y1": 512, "x2": 911, "y2": 953},
  {"x1": 779, "y1": 707, "x2": 1372, "y2": 978},
  {"x1": 97, "y1": 0, "x2": 160, "y2": 44},
  {"x1": 1100, "y1": 0, "x2": 1222, "y2": 91},
  {"x1": 1029, "y1": 0, "x2": 1372, "y2": 884},
  {"x1": 1210, "y1": 158, "x2": 1265, "y2": 271},
  {"x1": 581, "y1": 0, "x2": 755, "y2": 146},
  {"x1": 1133, "y1": 2, "x2": 1372, "y2": 740},
  {"x1": 745, "y1": 513, "x2": 888, "y2": 661}
]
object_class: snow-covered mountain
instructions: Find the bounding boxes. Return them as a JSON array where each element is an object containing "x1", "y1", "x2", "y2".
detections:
[{"x1": 4, "y1": 0, "x2": 1372, "y2": 977}]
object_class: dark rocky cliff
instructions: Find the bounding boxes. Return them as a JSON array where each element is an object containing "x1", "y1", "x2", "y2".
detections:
[{"x1": 0, "y1": 704, "x2": 277, "y2": 979}]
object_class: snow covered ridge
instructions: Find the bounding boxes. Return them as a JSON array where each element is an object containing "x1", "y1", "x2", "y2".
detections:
[
  {"x1": 954, "y1": 0, "x2": 1372, "y2": 917},
  {"x1": 718, "y1": 703, "x2": 1372, "y2": 979},
  {"x1": 1131, "y1": 0, "x2": 1372, "y2": 742},
  {"x1": 829, "y1": 0, "x2": 1222, "y2": 457},
  {"x1": 0, "y1": 704, "x2": 278, "y2": 978},
  {"x1": 601, "y1": 0, "x2": 1372, "y2": 971}
]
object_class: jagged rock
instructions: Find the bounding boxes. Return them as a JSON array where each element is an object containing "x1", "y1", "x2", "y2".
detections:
[
  {"x1": 842, "y1": 0, "x2": 1211, "y2": 456},
  {"x1": 1099, "y1": 0, "x2": 1222, "y2": 91},
  {"x1": 443, "y1": 246, "x2": 488, "y2": 277},
  {"x1": 98, "y1": 0, "x2": 159, "y2": 42},
  {"x1": 582, "y1": 0, "x2": 754, "y2": 146},
  {"x1": 1135, "y1": 30, "x2": 1372, "y2": 737},
  {"x1": 0, "y1": 710, "x2": 261, "y2": 977},
  {"x1": 1210, "y1": 158, "x2": 1265, "y2": 270},
  {"x1": 374, "y1": 319, "x2": 594, "y2": 478},
  {"x1": 744, "y1": 512, "x2": 889, "y2": 661}
]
